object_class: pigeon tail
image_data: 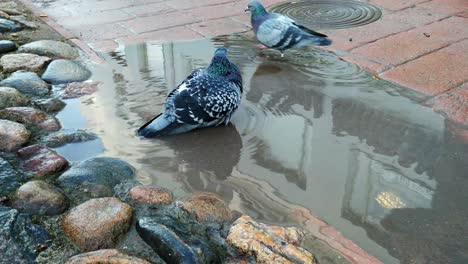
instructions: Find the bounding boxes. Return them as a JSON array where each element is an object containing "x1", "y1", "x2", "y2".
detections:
[
  {"x1": 298, "y1": 34, "x2": 332, "y2": 48},
  {"x1": 137, "y1": 114, "x2": 199, "y2": 137}
]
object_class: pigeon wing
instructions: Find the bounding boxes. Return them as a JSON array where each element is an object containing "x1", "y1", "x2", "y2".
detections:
[{"x1": 167, "y1": 71, "x2": 240, "y2": 125}]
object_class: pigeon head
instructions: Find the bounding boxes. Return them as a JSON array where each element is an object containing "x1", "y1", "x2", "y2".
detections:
[
  {"x1": 207, "y1": 48, "x2": 243, "y2": 91},
  {"x1": 208, "y1": 48, "x2": 232, "y2": 75},
  {"x1": 245, "y1": 0, "x2": 267, "y2": 17}
]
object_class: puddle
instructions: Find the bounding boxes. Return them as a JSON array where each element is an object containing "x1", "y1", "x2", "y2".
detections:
[{"x1": 59, "y1": 35, "x2": 468, "y2": 264}]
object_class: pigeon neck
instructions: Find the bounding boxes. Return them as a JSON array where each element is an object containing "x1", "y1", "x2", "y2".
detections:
[
  {"x1": 251, "y1": 6, "x2": 267, "y2": 19},
  {"x1": 251, "y1": 8, "x2": 268, "y2": 30},
  {"x1": 207, "y1": 57, "x2": 230, "y2": 75}
]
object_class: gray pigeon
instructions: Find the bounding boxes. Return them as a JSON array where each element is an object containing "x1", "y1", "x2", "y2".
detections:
[
  {"x1": 138, "y1": 48, "x2": 243, "y2": 137},
  {"x1": 245, "y1": 0, "x2": 331, "y2": 54}
]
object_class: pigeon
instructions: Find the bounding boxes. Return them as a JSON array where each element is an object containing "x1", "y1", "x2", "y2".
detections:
[
  {"x1": 137, "y1": 48, "x2": 243, "y2": 137},
  {"x1": 245, "y1": 0, "x2": 332, "y2": 54}
]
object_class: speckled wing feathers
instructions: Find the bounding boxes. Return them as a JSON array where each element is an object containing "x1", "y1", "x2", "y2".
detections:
[{"x1": 165, "y1": 69, "x2": 241, "y2": 126}]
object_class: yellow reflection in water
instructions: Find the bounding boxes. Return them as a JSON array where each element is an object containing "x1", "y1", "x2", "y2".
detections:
[{"x1": 375, "y1": 191, "x2": 406, "y2": 209}]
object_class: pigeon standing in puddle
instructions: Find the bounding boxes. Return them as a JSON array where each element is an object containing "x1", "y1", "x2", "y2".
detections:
[
  {"x1": 138, "y1": 48, "x2": 243, "y2": 137},
  {"x1": 245, "y1": 0, "x2": 332, "y2": 56}
]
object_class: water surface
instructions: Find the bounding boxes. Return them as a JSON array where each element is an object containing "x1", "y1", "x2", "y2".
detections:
[{"x1": 61, "y1": 35, "x2": 468, "y2": 264}]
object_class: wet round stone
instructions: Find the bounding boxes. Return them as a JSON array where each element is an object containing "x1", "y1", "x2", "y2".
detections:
[
  {"x1": 17, "y1": 144, "x2": 68, "y2": 178},
  {"x1": 42, "y1": 59, "x2": 91, "y2": 84},
  {"x1": 0, "y1": 1, "x2": 19, "y2": 10},
  {"x1": 0, "y1": 157, "x2": 21, "y2": 197},
  {"x1": 18, "y1": 40, "x2": 79, "y2": 60},
  {"x1": 0, "y1": 53, "x2": 51, "y2": 73},
  {"x1": 12, "y1": 180, "x2": 68, "y2": 215},
  {"x1": 33, "y1": 97, "x2": 66, "y2": 112},
  {"x1": 0, "y1": 18, "x2": 22, "y2": 32},
  {"x1": 129, "y1": 185, "x2": 173, "y2": 205},
  {"x1": 62, "y1": 197, "x2": 133, "y2": 251},
  {"x1": 62, "y1": 81, "x2": 99, "y2": 99},
  {"x1": 0, "y1": 119, "x2": 30, "y2": 152},
  {"x1": 0, "y1": 10, "x2": 10, "y2": 19},
  {"x1": 136, "y1": 218, "x2": 201, "y2": 264},
  {"x1": 46, "y1": 130, "x2": 97, "y2": 148},
  {"x1": 0, "y1": 53, "x2": 50, "y2": 72},
  {"x1": 0, "y1": 106, "x2": 61, "y2": 131},
  {"x1": 0, "y1": 70, "x2": 50, "y2": 96},
  {"x1": 179, "y1": 192, "x2": 232, "y2": 223},
  {"x1": 0, "y1": 205, "x2": 51, "y2": 263},
  {"x1": 227, "y1": 215, "x2": 316, "y2": 263},
  {"x1": 66, "y1": 249, "x2": 151, "y2": 264},
  {"x1": 9, "y1": 15, "x2": 38, "y2": 29},
  {"x1": 0, "y1": 87, "x2": 31, "y2": 109},
  {"x1": 57, "y1": 157, "x2": 135, "y2": 202},
  {"x1": 0, "y1": 40, "x2": 16, "y2": 53}
]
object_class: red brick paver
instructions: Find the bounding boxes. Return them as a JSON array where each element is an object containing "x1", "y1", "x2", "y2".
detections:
[
  {"x1": 341, "y1": 54, "x2": 389, "y2": 74},
  {"x1": 431, "y1": 0, "x2": 468, "y2": 9},
  {"x1": 370, "y1": 0, "x2": 429, "y2": 11},
  {"x1": 381, "y1": 39, "x2": 468, "y2": 95},
  {"x1": 426, "y1": 82, "x2": 468, "y2": 126},
  {"x1": 334, "y1": 15, "x2": 413, "y2": 45},
  {"x1": 188, "y1": 18, "x2": 250, "y2": 37},
  {"x1": 352, "y1": 16, "x2": 468, "y2": 66},
  {"x1": 119, "y1": 11, "x2": 199, "y2": 34},
  {"x1": 115, "y1": 26, "x2": 204, "y2": 44}
]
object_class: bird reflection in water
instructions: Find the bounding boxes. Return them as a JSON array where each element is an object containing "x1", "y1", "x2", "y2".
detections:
[{"x1": 162, "y1": 124, "x2": 242, "y2": 202}]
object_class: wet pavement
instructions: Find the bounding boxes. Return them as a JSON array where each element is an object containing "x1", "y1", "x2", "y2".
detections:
[{"x1": 53, "y1": 35, "x2": 468, "y2": 263}]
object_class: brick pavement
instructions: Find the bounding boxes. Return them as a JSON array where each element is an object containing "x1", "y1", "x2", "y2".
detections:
[{"x1": 17, "y1": 0, "x2": 467, "y2": 125}]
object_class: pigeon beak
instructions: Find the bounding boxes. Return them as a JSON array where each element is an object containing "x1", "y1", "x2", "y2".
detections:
[{"x1": 244, "y1": 7, "x2": 249, "y2": 12}]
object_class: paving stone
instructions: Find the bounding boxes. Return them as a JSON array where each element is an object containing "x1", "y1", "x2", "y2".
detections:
[
  {"x1": 341, "y1": 54, "x2": 389, "y2": 74},
  {"x1": 385, "y1": 4, "x2": 454, "y2": 27},
  {"x1": 88, "y1": 40, "x2": 119, "y2": 53},
  {"x1": 418, "y1": 0, "x2": 465, "y2": 15},
  {"x1": 457, "y1": 11, "x2": 468, "y2": 18},
  {"x1": 353, "y1": 16, "x2": 468, "y2": 66},
  {"x1": 121, "y1": 2, "x2": 174, "y2": 17},
  {"x1": 381, "y1": 40, "x2": 468, "y2": 95},
  {"x1": 188, "y1": 18, "x2": 250, "y2": 36},
  {"x1": 426, "y1": 83, "x2": 468, "y2": 126},
  {"x1": 430, "y1": 0, "x2": 468, "y2": 9},
  {"x1": 334, "y1": 15, "x2": 413, "y2": 45},
  {"x1": 69, "y1": 23, "x2": 134, "y2": 42},
  {"x1": 230, "y1": 13, "x2": 252, "y2": 27},
  {"x1": 119, "y1": 11, "x2": 199, "y2": 34},
  {"x1": 324, "y1": 35, "x2": 363, "y2": 52},
  {"x1": 116, "y1": 26, "x2": 203, "y2": 44},
  {"x1": 186, "y1": 1, "x2": 245, "y2": 21},
  {"x1": 60, "y1": 10, "x2": 134, "y2": 28},
  {"x1": 165, "y1": 0, "x2": 236, "y2": 10},
  {"x1": 369, "y1": 0, "x2": 429, "y2": 11}
]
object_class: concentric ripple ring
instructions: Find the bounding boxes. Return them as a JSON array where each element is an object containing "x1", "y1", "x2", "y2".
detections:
[{"x1": 269, "y1": 0, "x2": 383, "y2": 29}]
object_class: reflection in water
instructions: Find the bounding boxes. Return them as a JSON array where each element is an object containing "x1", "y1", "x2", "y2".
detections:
[
  {"x1": 139, "y1": 125, "x2": 242, "y2": 202},
  {"x1": 65, "y1": 36, "x2": 468, "y2": 264}
]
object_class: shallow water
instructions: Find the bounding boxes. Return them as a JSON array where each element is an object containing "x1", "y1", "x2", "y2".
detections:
[{"x1": 59, "y1": 35, "x2": 468, "y2": 264}]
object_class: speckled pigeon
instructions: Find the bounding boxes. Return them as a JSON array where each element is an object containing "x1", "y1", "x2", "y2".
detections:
[
  {"x1": 137, "y1": 48, "x2": 243, "y2": 137},
  {"x1": 245, "y1": 0, "x2": 332, "y2": 53}
]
